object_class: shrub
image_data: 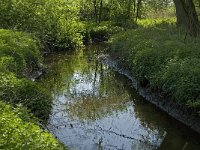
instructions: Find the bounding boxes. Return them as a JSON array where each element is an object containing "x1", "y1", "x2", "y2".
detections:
[
  {"x1": 0, "y1": 73, "x2": 52, "y2": 120},
  {"x1": 137, "y1": 18, "x2": 176, "y2": 28},
  {"x1": 0, "y1": 0, "x2": 84, "y2": 50},
  {"x1": 0, "y1": 29, "x2": 41, "y2": 75},
  {"x1": 0, "y1": 56, "x2": 17, "y2": 73},
  {"x1": 154, "y1": 58, "x2": 200, "y2": 109},
  {"x1": 110, "y1": 19, "x2": 200, "y2": 114},
  {"x1": 0, "y1": 101, "x2": 65, "y2": 150},
  {"x1": 113, "y1": 19, "x2": 138, "y2": 29},
  {"x1": 84, "y1": 21, "x2": 124, "y2": 42}
]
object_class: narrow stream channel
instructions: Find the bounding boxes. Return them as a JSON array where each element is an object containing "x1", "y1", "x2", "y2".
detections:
[{"x1": 39, "y1": 44, "x2": 200, "y2": 150}]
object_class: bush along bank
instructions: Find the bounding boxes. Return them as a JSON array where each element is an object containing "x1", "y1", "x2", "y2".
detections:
[
  {"x1": 83, "y1": 21, "x2": 123, "y2": 44},
  {"x1": 0, "y1": 29, "x2": 64, "y2": 149},
  {"x1": 0, "y1": 29, "x2": 42, "y2": 76},
  {"x1": 0, "y1": 0, "x2": 84, "y2": 51},
  {"x1": 83, "y1": 19, "x2": 138, "y2": 44},
  {"x1": 0, "y1": 101, "x2": 65, "y2": 150},
  {"x1": 109, "y1": 20, "x2": 200, "y2": 116}
]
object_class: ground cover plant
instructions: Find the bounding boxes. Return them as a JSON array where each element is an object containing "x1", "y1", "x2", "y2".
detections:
[
  {"x1": 0, "y1": 101, "x2": 65, "y2": 150},
  {"x1": 0, "y1": 29, "x2": 41, "y2": 75},
  {"x1": 0, "y1": 29, "x2": 63, "y2": 149},
  {"x1": 110, "y1": 19, "x2": 200, "y2": 114}
]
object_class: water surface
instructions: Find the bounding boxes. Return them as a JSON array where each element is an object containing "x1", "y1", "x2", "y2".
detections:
[{"x1": 39, "y1": 44, "x2": 200, "y2": 150}]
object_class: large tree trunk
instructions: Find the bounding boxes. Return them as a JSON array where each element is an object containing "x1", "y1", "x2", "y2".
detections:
[{"x1": 173, "y1": 0, "x2": 200, "y2": 37}]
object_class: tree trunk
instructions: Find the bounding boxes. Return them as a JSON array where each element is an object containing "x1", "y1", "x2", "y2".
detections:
[
  {"x1": 173, "y1": 0, "x2": 200, "y2": 37},
  {"x1": 127, "y1": 0, "x2": 132, "y2": 19},
  {"x1": 136, "y1": 0, "x2": 142, "y2": 21},
  {"x1": 93, "y1": 0, "x2": 98, "y2": 23},
  {"x1": 133, "y1": 0, "x2": 136, "y2": 17},
  {"x1": 98, "y1": 0, "x2": 103, "y2": 23}
]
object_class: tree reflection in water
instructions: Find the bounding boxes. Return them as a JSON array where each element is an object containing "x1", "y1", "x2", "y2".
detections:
[{"x1": 38, "y1": 44, "x2": 200, "y2": 150}]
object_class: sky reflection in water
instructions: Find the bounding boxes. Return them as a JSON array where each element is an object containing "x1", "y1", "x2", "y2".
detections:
[{"x1": 39, "y1": 44, "x2": 200, "y2": 150}]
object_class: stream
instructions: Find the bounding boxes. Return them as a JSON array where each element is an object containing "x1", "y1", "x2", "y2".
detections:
[{"x1": 39, "y1": 44, "x2": 200, "y2": 150}]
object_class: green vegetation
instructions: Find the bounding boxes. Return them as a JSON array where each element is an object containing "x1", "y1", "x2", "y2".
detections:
[
  {"x1": 109, "y1": 19, "x2": 200, "y2": 114},
  {"x1": 84, "y1": 21, "x2": 124, "y2": 43},
  {"x1": 0, "y1": 29, "x2": 51, "y2": 120},
  {"x1": 0, "y1": 0, "x2": 200, "y2": 149},
  {"x1": 0, "y1": 29, "x2": 41, "y2": 75},
  {"x1": 0, "y1": 29, "x2": 62, "y2": 148},
  {"x1": 0, "y1": 101, "x2": 65, "y2": 150},
  {"x1": 0, "y1": 73, "x2": 52, "y2": 120},
  {"x1": 0, "y1": 0, "x2": 84, "y2": 50}
]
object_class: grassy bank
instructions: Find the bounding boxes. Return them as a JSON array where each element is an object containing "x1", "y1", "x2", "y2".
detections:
[
  {"x1": 0, "y1": 101, "x2": 65, "y2": 150},
  {"x1": 0, "y1": 29, "x2": 41, "y2": 75},
  {"x1": 0, "y1": 29, "x2": 64, "y2": 149},
  {"x1": 109, "y1": 19, "x2": 200, "y2": 115}
]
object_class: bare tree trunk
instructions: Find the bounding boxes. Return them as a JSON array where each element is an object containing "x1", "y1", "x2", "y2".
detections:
[
  {"x1": 173, "y1": 0, "x2": 200, "y2": 37},
  {"x1": 133, "y1": 0, "x2": 136, "y2": 17},
  {"x1": 127, "y1": 0, "x2": 132, "y2": 19},
  {"x1": 136, "y1": 0, "x2": 142, "y2": 21},
  {"x1": 93, "y1": 0, "x2": 98, "y2": 23},
  {"x1": 99, "y1": 0, "x2": 103, "y2": 23}
]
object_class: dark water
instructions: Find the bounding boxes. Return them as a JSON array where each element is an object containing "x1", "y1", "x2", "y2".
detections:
[{"x1": 39, "y1": 44, "x2": 200, "y2": 150}]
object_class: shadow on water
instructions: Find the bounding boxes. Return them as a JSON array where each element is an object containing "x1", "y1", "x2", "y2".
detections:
[{"x1": 38, "y1": 43, "x2": 200, "y2": 150}]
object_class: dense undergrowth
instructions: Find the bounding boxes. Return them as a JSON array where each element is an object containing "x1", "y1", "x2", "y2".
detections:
[
  {"x1": 110, "y1": 19, "x2": 200, "y2": 115},
  {"x1": 0, "y1": 1, "x2": 124, "y2": 148},
  {"x1": 0, "y1": 101, "x2": 65, "y2": 150},
  {"x1": 0, "y1": 73, "x2": 52, "y2": 120},
  {"x1": 84, "y1": 21, "x2": 125, "y2": 43},
  {"x1": 0, "y1": 0, "x2": 84, "y2": 50},
  {"x1": 0, "y1": 29, "x2": 41, "y2": 75},
  {"x1": 0, "y1": 29, "x2": 63, "y2": 149}
]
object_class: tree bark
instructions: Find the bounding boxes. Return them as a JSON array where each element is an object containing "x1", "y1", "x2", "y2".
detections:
[
  {"x1": 133, "y1": 0, "x2": 136, "y2": 14},
  {"x1": 98, "y1": 0, "x2": 103, "y2": 23},
  {"x1": 93, "y1": 0, "x2": 98, "y2": 23},
  {"x1": 173, "y1": 0, "x2": 200, "y2": 37},
  {"x1": 136, "y1": 0, "x2": 142, "y2": 21},
  {"x1": 127, "y1": 0, "x2": 132, "y2": 19}
]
